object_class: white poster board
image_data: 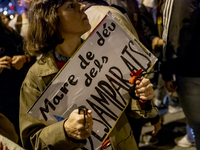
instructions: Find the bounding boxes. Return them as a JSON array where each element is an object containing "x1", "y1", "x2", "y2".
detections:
[{"x1": 28, "y1": 11, "x2": 157, "y2": 150}]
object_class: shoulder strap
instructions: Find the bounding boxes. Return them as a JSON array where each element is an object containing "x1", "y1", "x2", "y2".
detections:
[
  {"x1": 15, "y1": 15, "x2": 22, "y2": 34},
  {"x1": 110, "y1": 4, "x2": 127, "y2": 15}
]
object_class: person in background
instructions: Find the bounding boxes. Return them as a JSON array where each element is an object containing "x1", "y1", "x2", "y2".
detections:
[
  {"x1": 103, "y1": 0, "x2": 151, "y2": 50},
  {"x1": 20, "y1": 0, "x2": 159, "y2": 149},
  {"x1": 139, "y1": 0, "x2": 167, "y2": 111},
  {"x1": 80, "y1": 0, "x2": 138, "y2": 39},
  {"x1": 104, "y1": 0, "x2": 140, "y2": 28},
  {"x1": 161, "y1": 0, "x2": 200, "y2": 148},
  {"x1": 139, "y1": 0, "x2": 163, "y2": 52},
  {"x1": 138, "y1": 0, "x2": 163, "y2": 90},
  {"x1": 0, "y1": 15, "x2": 11, "y2": 27},
  {"x1": 0, "y1": 10, "x2": 31, "y2": 146},
  {"x1": 9, "y1": 0, "x2": 36, "y2": 68},
  {"x1": 9, "y1": 0, "x2": 30, "y2": 38}
]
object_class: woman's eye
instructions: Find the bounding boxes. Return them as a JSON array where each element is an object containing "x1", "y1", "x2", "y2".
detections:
[{"x1": 68, "y1": 3, "x2": 74, "y2": 8}]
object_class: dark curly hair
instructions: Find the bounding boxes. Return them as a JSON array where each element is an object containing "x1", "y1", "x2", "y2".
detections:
[{"x1": 26, "y1": 0, "x2": 67, "y2": 56}]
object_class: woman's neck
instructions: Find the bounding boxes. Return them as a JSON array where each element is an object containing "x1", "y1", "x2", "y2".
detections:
[{"x1": 55, "y1": 37, "x2": 82, "y2": 58}]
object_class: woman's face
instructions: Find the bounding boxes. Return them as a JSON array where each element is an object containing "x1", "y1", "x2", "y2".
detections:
[
  {"x1": 58, "y1": 0, "x2": 91, "y2": 37},
  {"x1": 18, "y1": 0, "x2": 30, "y2": 12},
  {"x1": 1, "y1": 16, "x2": 9, "y2": 26}
]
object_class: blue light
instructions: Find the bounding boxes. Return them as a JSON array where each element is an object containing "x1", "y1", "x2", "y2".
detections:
[
  {"x1": 8, "y1": 2, "x2": 12, "y2": 7},
  {"x1": 8, "y1": 9, "x2": 11, "y2": 14}
]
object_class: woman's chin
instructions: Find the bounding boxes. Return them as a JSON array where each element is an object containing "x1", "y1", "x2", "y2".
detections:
[{"x1": 81, "y1": 25, "x2": 91, "y2": 35}]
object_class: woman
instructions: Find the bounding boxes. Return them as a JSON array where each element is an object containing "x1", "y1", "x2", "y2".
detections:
[
  {"x1": 20, "y1": 0, "x2": 157, "y2": 149},
  {"x1": 0, "y1": 15, "x2": 10, "y2": 27}
]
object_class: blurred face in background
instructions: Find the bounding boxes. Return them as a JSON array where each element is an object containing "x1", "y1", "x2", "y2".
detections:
[
  {"x1": 1, "y1": 15, "x2": 10, "y2": 26},
  {"x1": 17, "y1": 0, "x2": 31, "y2": 14}
]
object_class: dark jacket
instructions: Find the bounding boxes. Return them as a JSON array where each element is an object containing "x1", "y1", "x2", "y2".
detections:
[
  {"x1": 161, "y1": 0, "x2": 200, "y2": 81},
  {"x1": 139, "y1": 4, "x2": 159, "y2": 45},
  {"x1": 0, "y1": 26, "x2": 26, "y2": 142}
]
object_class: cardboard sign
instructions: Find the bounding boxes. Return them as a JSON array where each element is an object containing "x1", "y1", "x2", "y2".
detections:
[{"x1": 28, "y1": 11, "x2": 157, "y2": 150}]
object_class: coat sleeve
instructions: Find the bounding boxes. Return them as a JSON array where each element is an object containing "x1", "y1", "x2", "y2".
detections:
[
  {"x1": 0, "y1": 134, "x2": 24, "y2": 150},
  {"x1": 0, "y1": 113, "x2": 18, "y2": 143},
  {"x1": 19, "y1": 69, "x2": 85, "y2": 150},
  {"x1": 127, "y1": 99, "x2": 158, "y2": 119}
]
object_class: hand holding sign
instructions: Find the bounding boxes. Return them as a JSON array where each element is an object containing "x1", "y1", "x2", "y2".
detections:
[
  {"x1": 128, "y1": 69, "x2": 154, "y2": 101},
  {"x1": 135, "y1": 78, "x2": 154, "y2": 100},
  {"x1": 64, "y1": 109, "x2": 93, "y2": 140}
]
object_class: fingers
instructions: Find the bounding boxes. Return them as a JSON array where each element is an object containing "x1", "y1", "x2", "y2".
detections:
[
  {"x1": 165, "y1": 80, "x2": 177, "y2": 92},
  {"x1": 75, "y1": 117, "x2": 93, "y2": 131},
  {"x1": 78, "y1": 110, "x2": 93, "y2": 131},
  {"x1": 0, "y1": 56, "x2": 12, "y2": 68},
  {"x1": 11, "y1": 55, "x2": 25, "y2": 70},
  {"x1": 74, "y1": 122, "x2": 93, "y2": 139},
  {"x1": 0, "y1": 142, "x2": 2, "y2": 150},
  {"x1": 77, "y1": 121, "x2": 93, "y2": 137},
  {"x1": 0, "y1": 56, "x2": 12, "y2": 71},
  {"x1": 87, "y1": 109, "x2": 92, "y2": 115},
  {"x1": 0, "y1": 55, "x2": 25, "y2": 71},
  {"x1": 74, "y1": 109, "x2": 93, "y2": 126},
  {"x1": 138, "y1": 92, "x2": 154, "y2": 100},
  {"x1": 11, "y1": 56, "x2": 18, "y2": 64},
  {"x1": 135, "y1": 78, "x2": 154, "y2": 100},
  {"x1": 136, "y1": 82, "x2": 153, "y2": 93},
  {"x1": 12, "y1": 55, "x2": 23, "y2": 64},
  {"x1": 64, "y1": 109, "x2": 93, "y2": 140},
  {"x1": 0, "y1": 142, "x2": 7, "y2": 150},
  {"x1": 135, "y1": 78, "x2": 150, "y2": 88},
  {"x1": 0, "y1": 56, "x2": 12, "y2": 62},
  {"x1": 0, "y1": 63, "x2": 11, "y2": 71},
  {"x1": 151, "y1": 37, "x2": 159, "y2": 50},
  {"x1": 0, "y1": 64, "x2": 11, "y2": 70},
  {"x1": 0, "y1": 55, "x2": 26, "y2": 70},
  {"x1": 3, "y1": 145, "x2": 7, "y2": 150}
]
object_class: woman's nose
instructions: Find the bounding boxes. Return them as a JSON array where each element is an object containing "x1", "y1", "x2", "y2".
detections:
[{"x1": 80, "y1": 3, "x2": 86, "y2": 12}]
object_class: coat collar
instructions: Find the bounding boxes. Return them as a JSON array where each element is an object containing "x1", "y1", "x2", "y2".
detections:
[{"x1": 37, "y1": 51, "x2": 59, "y2": 77}]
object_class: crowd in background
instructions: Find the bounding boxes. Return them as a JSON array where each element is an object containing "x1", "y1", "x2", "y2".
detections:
[{"x1": 0, "y1": 0, "x2": 199, "y2": 149}]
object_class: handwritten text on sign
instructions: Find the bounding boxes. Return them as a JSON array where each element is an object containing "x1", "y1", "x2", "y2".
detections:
[{"x1": 28, "y1": 12, "x2": 157, "y2": 150}]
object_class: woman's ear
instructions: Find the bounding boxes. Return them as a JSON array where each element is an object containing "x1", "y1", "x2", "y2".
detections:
[{"x1": 17, "y1": 0, "x2": 22, "y2": 7}]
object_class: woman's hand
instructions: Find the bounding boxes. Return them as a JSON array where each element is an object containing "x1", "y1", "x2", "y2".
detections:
[
  {"x1": 12, "y1": 55, "x2": 26, "y2": 70},
  {"x1": 0, "y1": 56, "x2": 12, "y2": 73},
  {"x1": 152, "y1": 118, "x2": 162, "y2": 136},
  {"x1": 165, "y1": 80, "x2": 177, "y2": 92},
  {"x1": 152, "y1": 37, "x2": 163, "y2": 51},
  {"x1": 135, "y1": 78, "x2": 154, "y2": 100},
  {"x1": 0, "y1": 142, "x2": 8, "y2": 150},
  {"x1": 64, "y1": 109, "x2": 93, "y2": 140}
]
